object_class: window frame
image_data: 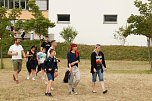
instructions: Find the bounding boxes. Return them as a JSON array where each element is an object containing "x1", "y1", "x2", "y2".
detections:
[
  {"x1": 57, "y1": 14, "x2": 71, "y2": 24},
  {"x1": 103, "y1": 14, "x2": 118, "y2": 24}
]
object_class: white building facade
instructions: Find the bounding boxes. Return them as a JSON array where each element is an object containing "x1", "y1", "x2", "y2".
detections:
[{"x1": 48, "y1": 0, "x2": 147, "y2": 46}]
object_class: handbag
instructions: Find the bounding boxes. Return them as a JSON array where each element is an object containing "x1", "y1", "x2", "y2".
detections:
[{"x1": 63, "y1": 70, "x2": 70, "y2": 83}]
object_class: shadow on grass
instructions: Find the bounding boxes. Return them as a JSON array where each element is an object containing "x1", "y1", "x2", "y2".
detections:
[{"x1": 109, "y1": 70, "x2": 152, "y2": 74}]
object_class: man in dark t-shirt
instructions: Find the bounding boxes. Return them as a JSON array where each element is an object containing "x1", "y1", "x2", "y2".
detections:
[{"x1": 41, "y1": 36, "x2": 51, "y2": 54}]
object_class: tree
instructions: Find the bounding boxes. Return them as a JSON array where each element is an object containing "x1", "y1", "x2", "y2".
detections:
[
  {"x1": 114, "y1": 26, "x2": 129, "y2": 46},
  {"x1": 24, "y1": 0, "x2": 55, "y2": 47},
  {"x1": 8, "y1": 8, "x2": 22, "y2": 25},
  {"x1": 0, "y1": 7, "x2": 12, "y2": 69},
  {"x1": 116, "y1": 0, "x2": 152, "y2": 70},
  {"x1": 60, "y1": 26, "x2": 78, "y2": 43}
]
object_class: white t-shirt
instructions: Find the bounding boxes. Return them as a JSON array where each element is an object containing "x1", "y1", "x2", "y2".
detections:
[
  {"x1": 37, "y1": 52, "x2": 46, "y2": 63},
  {"x1": 8, "y1": 44, "x2": 24, "y2": 60}
]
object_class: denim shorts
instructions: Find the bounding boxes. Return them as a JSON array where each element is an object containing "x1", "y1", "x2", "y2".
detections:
[
  {"x1": 47, "y1": 73, "x2": 54, "y2": 81},
  {"x1": 92, "y1": 69, "x2": 104, "y2": 82}
]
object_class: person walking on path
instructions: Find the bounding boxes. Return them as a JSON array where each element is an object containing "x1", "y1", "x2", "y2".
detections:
[
  {"x1": 44, "y1": 49, "x2": 57, "y2": 97},
  {"x1": 91, "y1": 44, "x2": 108, "y2": 94},
  {"x1": 36, "y1": 48, "x2": 47, "y2": 80},
  {"x1": 8, "y1": 38, "x2": 26, "y2": 84},
  {"x1": 41, "y1": 35, "x2": 51, "y2": 54},
  {"x1": 26, "y1": 45, "x2": 38, "y2": 80},
  {"x1": 67, "y1": 43, "x2": 80, "y2": 95}
]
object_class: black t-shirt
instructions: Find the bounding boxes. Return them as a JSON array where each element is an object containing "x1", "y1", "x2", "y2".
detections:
[{"x1": 41, "y1": 41, "x2": 51, "y2": 53}]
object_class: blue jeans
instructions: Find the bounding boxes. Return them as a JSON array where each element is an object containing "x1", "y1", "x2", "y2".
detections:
[{"x1": 92, "y1": 69, "x2": 104, "y2": 82}]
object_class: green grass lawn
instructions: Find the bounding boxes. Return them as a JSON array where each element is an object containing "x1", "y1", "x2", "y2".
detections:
[{"x1": 0, "y1": 59, "x2": 152, "y2": 101}]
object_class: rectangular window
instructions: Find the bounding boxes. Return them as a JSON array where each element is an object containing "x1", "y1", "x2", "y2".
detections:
[
  {"x1": 9, "y1": 0, "x2": 14, "y2": 9},
  {"x1": 36, "y1": 0, "x2": 47, "y2": 10},
  {"x1": 5, "y1": 0, "x2": 8, "y2": 8},
  {"x1": 20, "y1": 0, "x2": 25, "y2": 9},
  {"x1": 57, "y1": 14, "x2": 70, "y2": 24},
  {"x1": 47, "y1": 0, "x2": 49, "y2": 10},
  {"x1": 0, "y1": 0, "x2": 4, "y2": 7},
  {"x1": 15, "y1": 0, "x2": 19, "y2": 8},
  {"x1": 103, "y1": 15, "x2": 117, "y2": 24},
  {"x1": 26, "y1": 0, "x2": 29, "y2": 10}
]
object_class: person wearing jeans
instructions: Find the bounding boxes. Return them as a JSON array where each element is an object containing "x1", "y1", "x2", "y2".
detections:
[
  {"x1": 91, "y1": 44, "x2": 108, "y2": 94},
  {"x1": 67, "y1": 43, "x2": 80, "y2": 95}
]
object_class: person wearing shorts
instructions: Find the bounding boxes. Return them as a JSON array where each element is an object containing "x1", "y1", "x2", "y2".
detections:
[
  {"x1": 91, "y1": 44, "x2": 108, "y2": 94},
  {"x1": 26, "y1": 45, "x2": 38, "y2": 80},
  {"x1": 37, "y1": 48, "x2": 46, "y2": 80},
  {"x1": 44, "y1": 49, "x2": 57, "y2": 96},
  {"x1": 8, "y1": 38, "x2": 26, "y2": 84},
  {"x1": 67, "y1": 43, "x2": 80, "y2": 95}
]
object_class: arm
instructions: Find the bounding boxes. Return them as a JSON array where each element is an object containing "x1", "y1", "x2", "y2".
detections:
[
  {"x1": 71, "y1": 53, "x2": 80, "y2": 65},
  {"x1": 8, "y1": 46, "x2": 17, "y2": 56},
  {"x1": 40, "y1": 42, "x2": 44, "y2": 52},
  {"x1": 91, "y1": 52, "x2": 96, "y2": 68},
  {"x1": 102, "y1": 52, "x2": 107, "y2": 68},
  {"x1": 8, "y1": 51, "x2": 17, "y2": 56},
  {"x1": 22, "y1": 50, "x2": 26, "y2": 58},
  {"x1": 37, "y1": 53, "x2": 40, "y2": 65},
  {"x1": 67, "y1": 53, "x2": 72, "y2": 65},
  {"x1": 26, "y1": 51, "x2": 33, "y2": 57}
]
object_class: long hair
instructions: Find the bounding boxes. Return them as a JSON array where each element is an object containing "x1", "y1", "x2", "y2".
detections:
[{"x1": 70, "y1": 43, "x2": 79, "y2": 58}]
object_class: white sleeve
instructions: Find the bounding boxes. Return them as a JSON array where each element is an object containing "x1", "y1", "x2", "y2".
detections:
[
  {"x1": 8, "y1": 46, "x2": 13, "y2": 51},
  {"x1": 20, "y1": 45, "x2": 24, "y2": 51}
]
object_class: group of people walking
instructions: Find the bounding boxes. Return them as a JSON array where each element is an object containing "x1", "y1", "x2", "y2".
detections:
[{"x1": 8, "y1": 35, "x2": 108, "y2": 97}]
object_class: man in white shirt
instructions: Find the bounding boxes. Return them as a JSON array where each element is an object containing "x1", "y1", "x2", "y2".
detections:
[{"x1": 8, "y1": 38, "x2": 26, "y2": 84}]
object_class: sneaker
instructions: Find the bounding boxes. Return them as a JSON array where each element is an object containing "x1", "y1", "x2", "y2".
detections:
[
  {"x1": 92, "y1": 91, "x2": 97, "y2": 93},
  {"x1": 51, "y1": 87, "x2": 54, "y2": 91},
  {"x1": 26, "y1": 75, "x2": 30, "y2": 80},
  {"x1": 45, "y1": 93, "x2": 48, "y2": 96},
  {"x1": 72, "y1": 88, "x2": 78, "y2": 95},
  {"x1": 32, "y1": 77, "x2": 35, "y2": 81},
  {"x1": 103, "y1": 90, "x2": 108, "y2": 94},
  {"x1": 47, "y1": 93, "x2": 53, "y2": 97}
]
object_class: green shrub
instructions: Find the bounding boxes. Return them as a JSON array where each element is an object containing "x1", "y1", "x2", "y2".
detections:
[{"x1": 0, "y1": 39, "x2": 151, "y2": 61}]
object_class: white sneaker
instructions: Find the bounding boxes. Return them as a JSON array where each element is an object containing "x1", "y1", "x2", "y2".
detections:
[
  {"x1": 26, "y1": 75, "x2": 30, "y2": 80},
  {"x1": 32, "y1": 77, "x2": 35, "y2": 81},
  {"x1": 51, "y1": 87, "x2": 54, "y2": 91}
]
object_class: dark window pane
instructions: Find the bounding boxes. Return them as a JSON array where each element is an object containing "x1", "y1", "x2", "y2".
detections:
[
  {"x1": 26, "y1": 0, "x2": 29, "y2": 10},
  {"x1": 21, "y1": 0, "x2": 25, "y2": 9},
  {"x1": 58, "y1": 14, "x2": 70, "y2": 22},
  {"x1": 104, "y1": 15, "x2": 117, "y2": 22},
  {"x1": 5, "y1": 0, "x2": 8, "y2": 8},
  {"x1": 47, "y1": 0, "x2": 49, "y2": 10},
  {"x1": 15, "y1": 0, "x2": 19, "y2": 8},
  {"x1": 0, "y1": 0, "x2": 4, "y2": 7},
  {"x1": 9, "y1": 0, "x2": 13, "y2": 9}
]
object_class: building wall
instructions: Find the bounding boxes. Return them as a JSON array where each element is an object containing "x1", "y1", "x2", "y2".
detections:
[
  {"x1": 6, "y1": 10, "x2": 48, "y2": 19},
  {"x1": 48, "y1": 0, "x2": 147, "y2": 46}
]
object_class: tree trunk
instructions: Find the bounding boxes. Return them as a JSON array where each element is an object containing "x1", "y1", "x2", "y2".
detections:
[
  {"x1": 0, "y1": 38, "x2": 4, "y2": 69},
  {"x1": 39, "y1": 35, "x2": 42, "y2": 51},
  {"x1": 147, "y1": 37, "x2": 152, "y2": 70}
]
